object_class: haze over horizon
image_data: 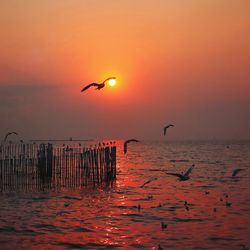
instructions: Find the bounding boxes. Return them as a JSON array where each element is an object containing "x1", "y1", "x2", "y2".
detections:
[{"x1": 1, "y1": 1, "x2": 250, "y2": 141}]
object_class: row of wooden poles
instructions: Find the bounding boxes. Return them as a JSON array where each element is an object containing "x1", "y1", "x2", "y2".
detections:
[{"x1": 0, "y1": 142, "x2": 116, "y2": 191}]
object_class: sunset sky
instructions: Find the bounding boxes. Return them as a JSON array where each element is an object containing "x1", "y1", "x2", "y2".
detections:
[{"x1": 0, "y1": 0, "x2": 249, "y2": 140}]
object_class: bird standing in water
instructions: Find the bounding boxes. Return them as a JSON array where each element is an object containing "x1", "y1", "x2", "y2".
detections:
[
  {"x1": 81, "y1": 77, "x2": 116, "y2": 92},
  {"x1": 161, "y1": 222, "x2": 168, "y2": 230}
]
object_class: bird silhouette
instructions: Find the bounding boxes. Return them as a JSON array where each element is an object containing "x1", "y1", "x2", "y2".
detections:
[
  {"x1": 140, "y1": 177, "x2": 157, "y2": 188},
  {"x1": 161, "y1": 222, "x2": 168, "y2": 230},
  {"x1": 123, "y1": 139, "x2": 140, "y2": 154},
  {"x1": 137, "y1": 204, "x2": 141, "y2": 211},
  {"x1": 81, "y1": 77, "x2": 116, "y2": 92},
  {"x1": 4, "y1": 132, "x2": 18, "y2": 142},
  {"x1": 184, "y1": 201, "x2": 190, "y2": 211},
  {"x1": 166, "y1": 164, "x2": 195, "y2": 181},
  {"x1": 241, "y1": 244, "x2": 248, "y2": 250},
  {"x1": 164, "y1": 124, "x2": 174, "y2": 136},
  {"x1": 158, "y1": 245, "x2": 164, "y2": 250},
  {"x1": 232, "y1": 168, "x2": 245, "y2": 177}
]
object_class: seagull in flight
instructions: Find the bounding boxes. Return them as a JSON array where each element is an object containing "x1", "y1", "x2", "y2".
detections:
[
  {"x1": 164, "y1": 124, "x2": 174, "y2": 136},
  {"x1": 166, "y1": 164, "x2": 195, "y2": 181},
  {"x1": 232, "y1": 168, "x2": 245, "y2": 177},
  {"x1": 4, "y1": 132, "x2": 18, "y2": 142},
  {"x1": 81, "y1": 77, "x2": 116, "y2": 92},
  {"x1": 124, "y1": 139, "x2": 140, "y2": 154}
]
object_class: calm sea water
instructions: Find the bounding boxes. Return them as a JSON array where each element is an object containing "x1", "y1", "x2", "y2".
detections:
[{"x1": 0, "y1": 141, "x2": 250, "y2": 250}]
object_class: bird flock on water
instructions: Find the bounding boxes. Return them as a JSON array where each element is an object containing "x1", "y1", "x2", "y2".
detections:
[
  {"x1": 1, "y1": 77, "x2": 248, "y2": 250},
  {"x1": 81, "y1": 78, "x2": 248, "y2": 250}
]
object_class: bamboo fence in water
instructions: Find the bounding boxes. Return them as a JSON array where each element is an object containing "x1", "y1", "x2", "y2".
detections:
[{"x1": 0, "y1": 142, "x2": 116, "y2": 191}]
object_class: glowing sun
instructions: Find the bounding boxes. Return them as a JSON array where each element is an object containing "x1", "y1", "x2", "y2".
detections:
[{"x1": 108, "y1": 78, "x2": 116, "y2": 87}]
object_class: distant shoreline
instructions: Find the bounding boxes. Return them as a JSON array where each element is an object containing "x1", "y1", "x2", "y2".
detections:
[{"x1": 29, "y1": 139, "x2": 94, "y2": 142}]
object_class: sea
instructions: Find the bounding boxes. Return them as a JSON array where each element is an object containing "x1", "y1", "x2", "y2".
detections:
[{"x1": 0, "y1": 140, "x2": 250, "y2": 250}]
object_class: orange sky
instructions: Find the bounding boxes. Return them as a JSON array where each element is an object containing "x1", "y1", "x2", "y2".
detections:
[{"x1": 0, "y1": 0, "x2": 250, "y2": 140}]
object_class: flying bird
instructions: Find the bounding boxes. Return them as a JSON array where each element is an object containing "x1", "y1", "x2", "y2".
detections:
[
  {"x1": 81, "y1": 77, "x2": 116, "y2": 92},
  {"x1": 123, "y1": 139, "x2": 140, "y2": 154},
  {"x1": 232, "y1": 168, "x2": 245, "y2": 177},
  {"x1": 166, "y1": 164, "x2": 195, "y2": 181},
  {"x1": 4, "y1": 132, "x2": 18, "y2": 142},
  {"x1": 164, "y1": 124, "x2": 174, "y2": 136},
  {"x1": 140, "y1": 177, "x2": 158, "y2": 188}
]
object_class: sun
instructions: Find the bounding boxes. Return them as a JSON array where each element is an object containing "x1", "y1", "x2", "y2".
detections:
[{"x1": 108, "y1": 78, "x2": 116, "y2": 87}]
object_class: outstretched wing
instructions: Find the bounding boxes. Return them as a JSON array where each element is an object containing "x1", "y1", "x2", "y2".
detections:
[
  {"x1": 103, "y1": 77, "x2": 116, "y2": 84},
  {"x1": 4, "y1": 133, "x2": 11, "y2": 142},
  {"x1": 81, "y1": 83, "x2": 99, "y2": 92},
  {"x1": 232, "y1": 168, "x2": 244, "y2": 177},
  {"x1": 125, "y1": 139, "x2": 140, "y2": 144},
  {"x1": 140, "y1": 180, "x2": 150, "y2": 188},
  {"x1": 123, "y1": 139, "x2": 139, "y2": 154},
  {"x1": 164, "y1": 124, "x2": 174, "y2": 135},
  {"x1": 166, "y1": 173, "x2": 183, "y2": 178},
  {"x1": 184, "y1": 164, "x2": 194, "y2": 177},
  {"x1": 140, "y1": 177, "x2": 157, "y2": 188},
  {"x1": 3, "y1": 132, "x2": 18, "y2": 142},
  {"x1": 165, "y1": 124, "x2": 174, "y2": 129},
  {"x1": 123, "y1": 143, "x2": 127, "y2": 154}
]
